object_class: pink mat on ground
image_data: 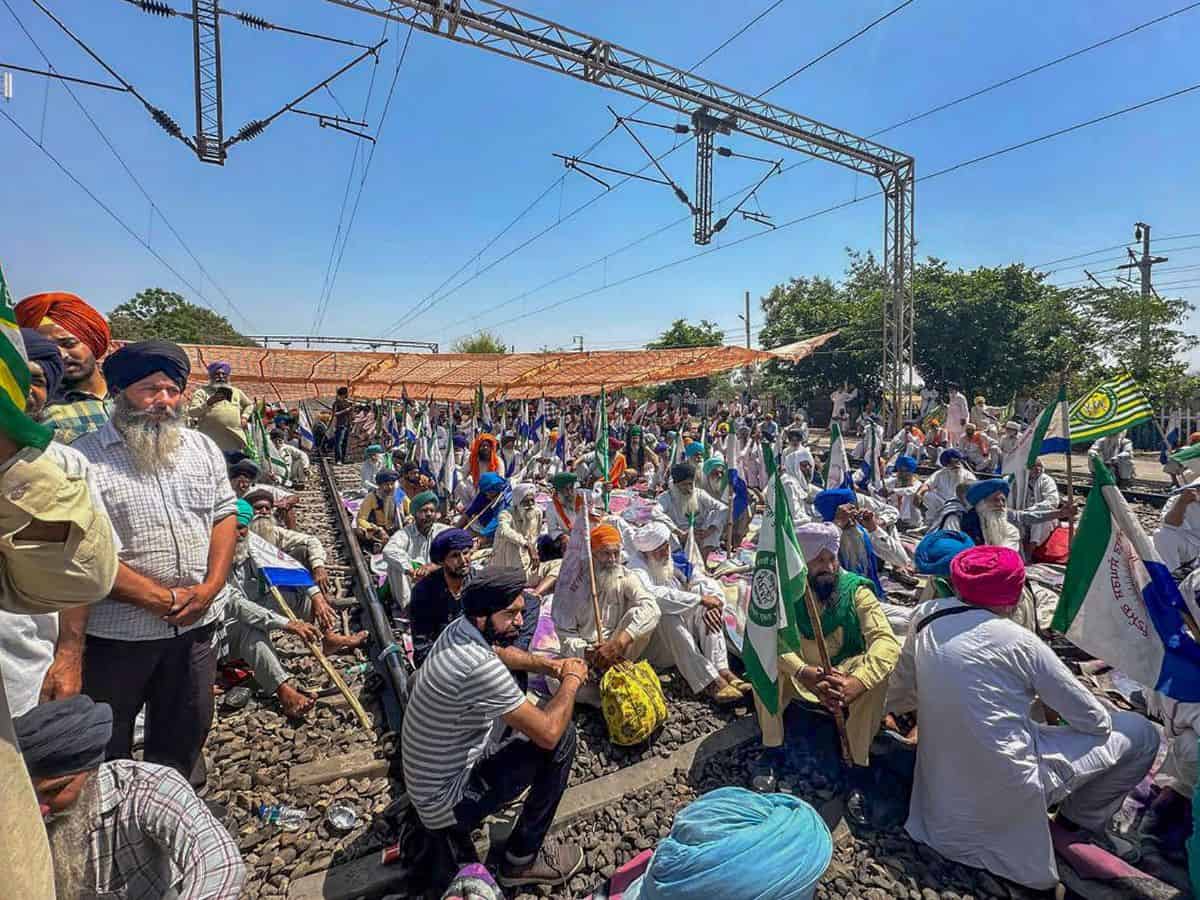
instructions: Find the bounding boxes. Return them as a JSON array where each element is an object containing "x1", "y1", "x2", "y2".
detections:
[
  {"x1": 585, "y1": 849, "x2": 653, "y2": 899},
  {"x1": 1049, "y1": 820, "x2": 1149, "y2": 881}
]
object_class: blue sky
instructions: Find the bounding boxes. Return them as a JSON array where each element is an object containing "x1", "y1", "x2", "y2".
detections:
[{"x1": 3, "y1": 0, "x2": 1198, "y2": 366}]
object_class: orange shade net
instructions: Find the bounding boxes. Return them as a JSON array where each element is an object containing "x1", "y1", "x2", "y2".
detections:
[{"x1": 116, "y1": 331, "x2": 838, "y2": 402}]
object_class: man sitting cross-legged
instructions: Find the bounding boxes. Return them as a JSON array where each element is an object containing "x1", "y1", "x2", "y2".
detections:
[{"x1": 401, "y1": 568, "x2": 587, "y2": 890}]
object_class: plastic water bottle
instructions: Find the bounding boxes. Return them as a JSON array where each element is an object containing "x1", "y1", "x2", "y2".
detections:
[{"x1": 257, "y1": 803, "x2": 307, "y2": 832}]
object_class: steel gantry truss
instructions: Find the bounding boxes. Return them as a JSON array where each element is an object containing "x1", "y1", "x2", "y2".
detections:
[
  {"x1": 192, "y1": 1, "x2": 226, "y2": 164},
  {"x1": 323, "y1": 0, "x2": 917, "y2": 423}
]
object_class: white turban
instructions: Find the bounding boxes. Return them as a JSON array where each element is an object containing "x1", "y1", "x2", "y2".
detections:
[
  {"x1": 632, "y1": 521, "x2": 672, "y2": 553},
  {"x1": 512, "y1": 482, "x2": 536, "y2": 505},
  {"x1": 795, "y1": 522, "x2": 841, "y2": 563},
  {"x1": 791, "y1": 447, "x2": 814, "y2": 465}
]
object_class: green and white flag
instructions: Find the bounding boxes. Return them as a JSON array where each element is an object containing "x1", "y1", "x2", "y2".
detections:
[
  {"x1": 1052, "y1": 456, "x2": 1200, "y2": 701},
  {"x1": 744, "y1": 443, "x2": 807, "y2": 714},
  {"x1": 246, "y1": 401, "x2": 287, "y2": 478},
  {"x1": 0, "y1": 262, "x2": 52, "y2": 449},
  {"x1": 596, "y1": 386, "x2": 609, "y2": 481},
  {"x1": 1069, "y1": 373, "x2": 1153, "y2": 443},
  {"x1": 1170, "y1": 444, "x2": 1200, "y2": 467},
  {"x1": 823, "y1": 422, "x2": 850, "y2": 489}
]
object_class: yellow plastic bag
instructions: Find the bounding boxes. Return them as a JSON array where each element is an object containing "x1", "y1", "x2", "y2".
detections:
[{"x1": 599, "y1": 660, "x2": 668, "y2": 746}]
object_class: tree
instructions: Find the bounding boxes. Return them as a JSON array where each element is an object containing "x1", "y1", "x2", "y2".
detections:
[
  {"x1": 109, "y1": 288, "x2": 257, "y2": 346},
  {"x1": 451, "y1": 331, "x2": 508, "y2": 354},
  {"x1": 646, "y1": 318, "x2": 725, "y2": 398}
]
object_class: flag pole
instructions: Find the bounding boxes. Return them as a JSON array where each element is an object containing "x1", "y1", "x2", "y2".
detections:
[
  {"x1": 802, "y1": 584, "x2": 853, "y2": 765},
  {"x1": 581, "y1": 493, "x2": 606, "y2": 645},
  {"x1": 1060, "y1": 372, "x2": 1075, "y2": 546}
]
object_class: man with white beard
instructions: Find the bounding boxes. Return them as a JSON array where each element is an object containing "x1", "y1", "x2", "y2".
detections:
[
  {"x1": 552, "y1": 525, "x2": 661, "y2": 706},
  {"x1": 17, "y1": 694, "x2": 244, "y2": 899},
  {"x1": 918, "y1": 448, "x2": 976, "y2": 526},
  {"x1": 270, "y1": 427, "x2": 310, "y2": 488},
  {"x1": 75, "y1": 340, "x2": 237, "y2": 788},
  {"x1": 490, "y1": 482, "x2": 542, "y2": 577},
  {"x1": 655, "y1": 462, "x2": 728, "y2": 553},
  {"x1": 628, "y1": 523, "x2": 747, "y2": 705}
]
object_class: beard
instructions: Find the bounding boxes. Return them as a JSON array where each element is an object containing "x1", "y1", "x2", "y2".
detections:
[
  {"x1": 248, "y1": 514, "x2": 279, "y2": 546},
  {"x1": 670, "y1": 485, "x2": 699, "y2": 519},
  {"x1": 111, "y1": 393, "x2": 184, "y2": 474},
  {"x1": 511, "y1": 504, "x2": 540, "y2": 541},
  {"x1": 595, "y1": 559, "x2": 622, "y2": 598},
  {"x1": 47, "y1": 774, "x2": 98, "y2": 897},
  {"x1": 232, "y1": 535, "x2": 251, "y2": 565},
  {"x1": 641, "y1": 552, "x2": 675, "y2": 586},
  {"x1": 979, "y1": 506, "x2": 1021, "y2": 549},
  {"x1": 809, "y1": 571, "x2": 839, "y2": 608}
]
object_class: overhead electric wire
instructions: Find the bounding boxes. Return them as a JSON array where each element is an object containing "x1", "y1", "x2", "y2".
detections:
[
  {"x1": 447, "y1": 78, "x2": 1200, "y2": 343},
  {"x1": 311, "y1": 21, "x2": 416, "y2": 333},
  {"x1": 390, "y1": 0, "x2": 914, "y2": 338},
  {"x1": 3, "y1": 0, "x2": 252, "y2": 327},
  {"x1": 1033, "y1": 231, "x2": 1200, "y2": 270},
  {"x1": 2, "y1": 107, "x2": 211, "y2": 302},
  {"x1": 0, "y1": 61, "x2": 125, "y2": 91},
  {"x1": 375, "y1": 0, "x2": 791, "y2": 338},
  {"x1": 433, "y1": 4, "x2": 1200, "y2": 345}
]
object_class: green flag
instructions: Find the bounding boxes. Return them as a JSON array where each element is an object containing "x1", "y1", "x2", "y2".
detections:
[
  {"x1": 0, "y1": 262, "x2": 52, "y2": 450},
  {"x1": 743, "y1": 443, "x2": 807, "y2": 714},
  {"x1": 1069, "y1": 373, "x2": 1153, "y2": 443}
]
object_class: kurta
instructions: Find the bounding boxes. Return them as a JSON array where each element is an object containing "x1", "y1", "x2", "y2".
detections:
[
  {"x1": 655, "y1": 487, "x2": 728, "y2": 536},
  {"x1": 883, "y1": 476, "x2": 923, "y2": 529},
  {"x1": 1155, "y1": 493, "x2": 1200, "y2": 573},
  {"x1": 553, "y1": 566, "x2": 661, "y2": 659},
  {"x1": 887, "y1": 597, "x2": 1155, "y2": 889},
  {"x1": 188, "y1": 383, "x2": 252, "y2": 453},
  {"x1": 381, "y1": 522, "x2": 448, "y2": 609},
  {"x1": 946, "y1": 391, "x2": 969, "y2": 443},
  {"x1": 490, "y1": 508, "x2": 541, "y2": 573},
  {"x1": 754, "y1": 582, "x2": 899, "y2": 765},
  {"x1": 922, "y1": 466, "x2": 977, "y2": 525}
]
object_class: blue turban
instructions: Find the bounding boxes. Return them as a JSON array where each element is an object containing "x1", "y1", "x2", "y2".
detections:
[
  {"x1": 814, "y1": 487, "x2": 856, "y2": 523},
  {"x1": 914, "y1": 529, "x2": 975, "y2": 576},
  {"x1": 965, "y1": 478, "x2": 1009, "y2": 507},
  {"x1": 102, "y1": 339, "x2": 190, "y2": 392},
  {"x1": 235, "y1": 499, "x2": 254, "y2": 527},
  {"x1": 21, "y1": 328, "x2": 64, "y2": 402},
  {"x1": 430, "y1": 528, "x2": 473, "y2": 564},
  {"x1": 452, "y1": 433, "x2": 469, "y2": 449},
  {"x1": 894, "y1": 454, "x2": 918, "y2": 473},
  {"x1": 938, "y1": 448, "x2": 964, "y2": 467},
  {"x1": 655, "y1": 441, "x2": 669, "y2": 453},
  {"x1": 628, "y1": 787, "x2": 831, "y2": 900},
  {"x1": 207, "y1": 360, "x2": 231, "y2": 377},
  {"x1": 479, "y1": 471, "x2": 507, "y2": 494},
  {"x1": 375, "y1": 469, "x2": 399, "y2": 485},
  {"x1": 685, "y1": 441, "x2": 705, "y2": 458}
]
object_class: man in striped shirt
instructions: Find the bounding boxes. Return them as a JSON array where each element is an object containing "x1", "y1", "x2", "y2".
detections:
[{"x1": 402, "y1": 567, "x2": 587, "y2": 890}]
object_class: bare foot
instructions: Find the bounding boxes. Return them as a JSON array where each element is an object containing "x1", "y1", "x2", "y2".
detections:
[
  {"x1": 720, "y1": 670, "x2": 752, "y2": 694},
  {"x1": 322, "y1": 630, "x2": 369, "y2": 654},
  {"x1": 277, "y1": 682, "x2": 315, "y2": 719}
]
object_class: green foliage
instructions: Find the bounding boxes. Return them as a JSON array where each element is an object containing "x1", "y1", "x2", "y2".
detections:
[
  {"x1": 646, "y1": 318, "x2": 726, "y2": 398},
  {"x1": 451, "y1": 331, "x2": 508, "y2": 354},
  {"x1": 109, "y1": 288, "x2": 257, "y2": 346}
]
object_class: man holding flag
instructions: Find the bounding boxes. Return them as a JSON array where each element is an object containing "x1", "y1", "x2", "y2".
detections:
[{"x1": 746, "y1": 445, "x2": 899, "y2": 793}]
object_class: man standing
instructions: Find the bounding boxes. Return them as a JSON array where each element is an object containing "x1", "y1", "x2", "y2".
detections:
[
  {"x1": 887, "y1": 546, "x2": 1158, "y2": 890},
  {"x1": 74, "y1": 340, "x2": 237, "y2": 787},
  {"x1": 628, "y1": 523, "x2": 746, "y2": 704},
  {"x1": 331, "y1": 386, "x2": 353, "y2": 464},
  {"x1": 16, "y1": 694, "x2": 245, "y2": 898},
  {"x1": 187, "y1": 361, "x2": 252, "y2": 454},
  {"x1": 752, "y1": 522, "x2": 900, "y2": 792},
  {"x1": 16, "y1": 291, "x2": 112, "y2": 444},
  {"x1": 552, "y1": 525, "x2": 661, "y2": 706},
  {"x1": 382, "y1": 490, "x2": 448, "y2": 610},
  {"x1": 945, "y1": 384, "x2": 969, "y2": 446},
  {"x1": 402, "y1": 570, "x2": 587, "y2": 889}
]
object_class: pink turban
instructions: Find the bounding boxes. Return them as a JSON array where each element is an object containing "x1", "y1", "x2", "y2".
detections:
[
  {"x1": 795, "y1": 522, "x2": 841, "y2": 563},
  {"x1": 950, "y1": 545, "x2": 1024, "y2": 608}
]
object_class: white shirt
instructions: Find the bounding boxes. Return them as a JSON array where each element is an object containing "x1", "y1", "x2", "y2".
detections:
[{"x1": 888, "y1": 597, "x2": 1111, "y2": 889}]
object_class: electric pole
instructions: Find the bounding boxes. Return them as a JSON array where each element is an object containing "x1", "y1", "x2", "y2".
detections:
[
  {"x1": 573, "y1": 335, "x2": 584, "y2": 353},
  {"x1": 1117, "y1": 221, "x2": 1168, "y2": 378},
  {"x1": 737, "y1": 289, "x2": 753, "y2": 394}
]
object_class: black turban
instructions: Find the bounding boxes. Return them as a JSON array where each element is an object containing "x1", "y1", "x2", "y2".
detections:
[
  {"x1": 14, "y1": 694, "x2": 113, "y2": 778},
  {"x1": 670, "y1": 462, "x2": 696, "y2": 484},
  {"x1": 20, "y1": 328, "x2": 64, "y2": 402},
  {"x1": 228, "y1": 459, "x2": 259, "y2": 480},
  {"x1": 461, "y1": 567, "x2": 527, "y2": 617},
  {"x1": 102, "y1": 339, "x2": 191, "y2": 392},
  {"x1": 430, "y1": 527, "x2": 473, "y2": 564}
]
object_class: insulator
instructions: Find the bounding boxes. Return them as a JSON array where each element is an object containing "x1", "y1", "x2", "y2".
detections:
[
  {"x1": 136, "y1": 0, "x2": 177, "y2": 16},
  {"x1": 148, "y1": 105, "x2": 184, "y2": 139},
  {"x1": 234, "y1": 11, "x2": 271, "y2": 30},
  {"x1": 234, "y1": 119, "x2": 268, "y2": 143}
]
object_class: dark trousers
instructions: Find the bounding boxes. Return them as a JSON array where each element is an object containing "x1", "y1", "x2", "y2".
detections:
[
  {"x1": 441, "y1": 722, "x2": 576, "y2": 862},
  {"x1": 333, "y1": 425, "x2": 350, "y2": 463},
  {"x1": 82, "y1": 625, "x2": 216, "y2": 789}
]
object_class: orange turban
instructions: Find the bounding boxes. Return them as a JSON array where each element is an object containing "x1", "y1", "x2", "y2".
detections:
[
  {"x1": 15, "y1": 292, "x2": 111, "y2": 360},
  {"x1": 469, "y1": 433, "x2": 500, "y2": 486},
  {"x1": 590, "y1": 524, "x2": 621, "y2": 551}
]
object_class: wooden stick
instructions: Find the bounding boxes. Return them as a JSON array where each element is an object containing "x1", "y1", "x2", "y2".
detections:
[
  {"x1": 581, "y1": 493, "x2": 606, "y2": 644},
  {"x1": 268, "y1": 585, "x2": 373, "y2": 731},
  {"x1": 802, "y1": 585, "x2": 853, "y2": 766},
  {"x1": 1059, "y1": 373, "x2": 1076, "y2": 547}
]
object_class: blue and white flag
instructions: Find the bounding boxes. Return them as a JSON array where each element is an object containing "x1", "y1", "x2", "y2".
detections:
[
  {"x1": 249, "y1": 532, "x2": 315, "y2": 590},
  {"x1": 554, "y1": 430, "x2": 566, "y2": 465},
  {"x1": 297, "y1": 405, "x2": 315, "y2": 452},
  {"x1": 724, "y1": 430, "x2": 750, "y2": 523},
  {"x1": 1053, "y1": 457, "x2": 1200, "y2": 701},
  {"x1": 530, "y1": 396, "x2": 547, "y2": 445},
  {"x1": 823, "y1": 423, "x2": 852, "y2": 490},
  {"x1": 1160, "y1": 417, "x2": 1181, "y2": 466}
]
